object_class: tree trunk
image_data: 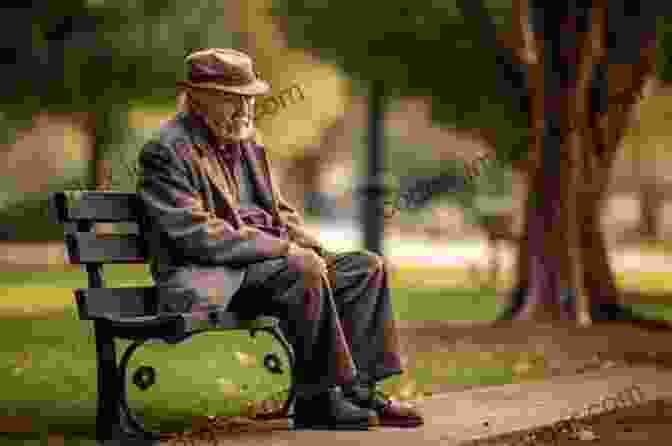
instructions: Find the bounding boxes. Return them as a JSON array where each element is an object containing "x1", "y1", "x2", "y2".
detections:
[
  {"x1": 81, "y1": 112, "x2": 106, "y2": 190},
  {"x1": 508, "y1": 1, "x2": 586, "y2": 322},
  {"x1": 513, "y1": 170, "x2": 568, "y2": 321},
  {"x1": 578, "y1": 146, "x2": 620, "y2": 309},
  {"x1": 80, "y1": 107, "x2": 129, "y2": 191},
  {"x1": 497, "y1": 1, "x2": 664, "y2": 326}
]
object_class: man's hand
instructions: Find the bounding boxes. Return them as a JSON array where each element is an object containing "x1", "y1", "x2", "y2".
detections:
[
  {"x1": 464, "y1": 151, "x2": 493, "y2": 181},
  {"x1": 288, "y1": 243, "x2": 328, "y2": 277},
  {"x1": 383, "y1": 200, "x2": 400, "y2": 220}
]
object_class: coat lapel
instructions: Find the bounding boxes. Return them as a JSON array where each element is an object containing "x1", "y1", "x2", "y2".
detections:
[
  {"x1": 242, "y1": 141, "x2": 275, "y2": 211},
  {"x1": 180, "y1": 115, "x2": 239, "y2": 207},
  {"x1": 197, "y1": 145, "x2": 239, "y2": 207},
  {"x1": 180, "y1": 112, "x2": 279, "y2": 221}
]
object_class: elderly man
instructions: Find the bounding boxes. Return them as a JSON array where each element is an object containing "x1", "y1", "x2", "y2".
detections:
[{"x1": 136, "y1": 48, "x2": 423, "y2": 430}]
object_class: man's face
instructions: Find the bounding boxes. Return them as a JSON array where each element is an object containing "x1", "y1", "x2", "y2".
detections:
[{"x1": 189, "y1": 89, "x2": 256, "y2": 142}]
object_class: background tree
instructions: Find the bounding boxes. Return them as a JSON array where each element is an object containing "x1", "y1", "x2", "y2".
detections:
[
  {"x1": 0, "y1": 1, "x2": 238, "y2": 239},
  {"x1": 230, "y1": 0, "x2": 352, "y2": 213},
  {"x1": 271, "y1": 0, "x2": 671, "y2": 324}
]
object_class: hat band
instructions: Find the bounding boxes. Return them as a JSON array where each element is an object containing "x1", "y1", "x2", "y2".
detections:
[{"x1": 189, "y1": 71, "x2": 254, "y2": 86}]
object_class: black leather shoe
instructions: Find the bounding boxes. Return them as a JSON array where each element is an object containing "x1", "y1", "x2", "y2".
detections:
[{"x1": 293, "y1": 387, "x2": 379, "y2": 430}]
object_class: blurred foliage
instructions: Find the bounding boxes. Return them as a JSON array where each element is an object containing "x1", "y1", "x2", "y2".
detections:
[
  {"x1": 271, "y1": 1, "x2": 672, "y2": 166},
  {"x1": 350, "y1": 122, "x2": 515, "y2": 224},
  {"x1": 0, "y1": 125, "x2": 150, "y2": 241},
  {"x1": 0, "y1": 1, "x2": 240, "y2": 238},
  {"x1": 271, "y1": 0, "x2": 530, "y2": 165},
  {"x1": 0, "y1": 1, "x2": 237, "y2": 137},
  {"x1": 0, "y1": 0, "x2": 240, "y2": 197},
  {"x1": 621, "y1": 88, "x2": 672, "y2": 170},
  {"x1": 657, "y1": 15, "x2": 672, "y2": 83},
  {"x1": 240, "y1": 0, "x2": 350, "y2": 160},
  {"x1": 0, "y1": 175, "x2": 91, "y2": 241},
  {"x1": 101, "y1": 127, "x2": 150, "y2": 192}
]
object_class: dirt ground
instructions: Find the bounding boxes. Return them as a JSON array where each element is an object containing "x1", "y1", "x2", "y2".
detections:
[
  {"x1": 398, "y1": 321, "x2": 672, "y2": 395},
  {"x1": 154, "y1": 322, "x2": 672, "y2": 445},
  {"x1": 459, "y1": 397, "x2": 672, "y2": 445},
  {"x1": 398, "y1": 321, "x2": 672, "y2": 445}
]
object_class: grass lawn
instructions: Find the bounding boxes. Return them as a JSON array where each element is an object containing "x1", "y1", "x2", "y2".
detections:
[
  {"x1": 0, "y1": 264, "x2": 671, "y2": 442},
  {"x1": 0, "y1": 306, "x2": 296, "y2": 440}
]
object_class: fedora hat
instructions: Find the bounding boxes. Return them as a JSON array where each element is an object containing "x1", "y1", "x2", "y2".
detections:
[{"x1": 176, "y1": 48, "x2": 270, "y2": 96}]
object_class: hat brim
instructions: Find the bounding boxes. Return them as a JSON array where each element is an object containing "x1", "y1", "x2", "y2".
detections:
[{"x1": 176, "y1": 79, "x2": 270, "y2": 96}]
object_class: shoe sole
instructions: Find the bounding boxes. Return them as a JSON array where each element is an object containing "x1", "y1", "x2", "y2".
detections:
[
  {"x1": 379, "y1": 418, "x2": 424, "y2": 428},
  {"x1": 294, "y1": 414, "x2": 379, "y2": 431},
  {"x1": 293, "y1": 421, "x2": 372, "y2": 431}
]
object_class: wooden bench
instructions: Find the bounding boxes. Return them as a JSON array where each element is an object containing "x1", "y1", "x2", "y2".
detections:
[{"x1": 49, "y1": 190, "x2": 297, "y2": 445}]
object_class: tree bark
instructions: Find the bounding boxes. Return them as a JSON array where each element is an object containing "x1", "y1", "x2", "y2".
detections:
[
  {"x1": 578, "y1": 144, "x2": 620, "y2": 309},
  {"x1": 515, "y1": 172, "x2": 570, "y2": 321},
  {"x1": 80, "y1": 107, "x2": 129, "y2": 191},
  {"x1": 495, "y1": 0, "x2": 540, "y2": 322},
  {"x1": 510, "y1": 1, "x2": 586, "y2": 322},
  {"x1": 500, "y1": 1, "x2": 662, "y2": 325}
]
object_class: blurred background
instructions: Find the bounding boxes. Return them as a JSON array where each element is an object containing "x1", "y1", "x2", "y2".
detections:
[
  {"x1": 1, "y1": 0, "x2": 670, "y2": 272},
  {"x1": 0, "y1": 1, "x2": 672, "y2": 442}
]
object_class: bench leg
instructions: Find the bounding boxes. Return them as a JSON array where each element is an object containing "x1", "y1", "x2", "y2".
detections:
[
  {"x1": 118, "y1": 339, "x2": 163, "y2": 438},
  {"x1": 93, "y1": 320, "x2": 160, "y2": 445}
]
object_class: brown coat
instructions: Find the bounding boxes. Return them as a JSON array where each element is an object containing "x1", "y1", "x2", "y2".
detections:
[{"x1": 136, "y1": 111, "x2": 322, "y2": 312}]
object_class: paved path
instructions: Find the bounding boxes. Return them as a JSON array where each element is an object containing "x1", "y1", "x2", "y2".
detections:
[{"x1": 167, "y1": 365, "x2": 672, "y2": 445}]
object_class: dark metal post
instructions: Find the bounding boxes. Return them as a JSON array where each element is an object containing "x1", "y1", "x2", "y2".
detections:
[{"x1": 361, "y1": 80, "x2": 385, "y2": 255}]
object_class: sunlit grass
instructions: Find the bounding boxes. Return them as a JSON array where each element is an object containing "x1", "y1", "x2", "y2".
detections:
[
  {"x1": 0, "y1": 306, "x2": 292, "y2": 437},
  {"x1": 0, "y1": 266, "x2": 506, "y2": 440},
  {"x1": 0, "y1": 300, "x2": 511, "y2": 440},
  {"x1": 1, "y1": 264, "x2": 671, "y2": 441},
  {"x1": 1, "y1": 263, "x2": 672, "y2": 315}
]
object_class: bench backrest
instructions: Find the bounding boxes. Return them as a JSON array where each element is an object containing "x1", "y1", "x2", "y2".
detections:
[
  {"x1": 50, "y1": 191, "x2": 148, "y2": 264},
  {"x1": 50, "y1": 190, "x2": 158, "y2": 320}
]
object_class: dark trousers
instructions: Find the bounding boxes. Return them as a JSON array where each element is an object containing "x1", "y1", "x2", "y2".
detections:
[{"x1": 227, "y1": 250, "x2": 403, "y2": 398}]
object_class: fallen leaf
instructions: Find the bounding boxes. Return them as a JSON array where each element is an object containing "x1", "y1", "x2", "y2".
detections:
[
  {"x1": 216, "y1": 378, "x2": 241, "y2": 398},
  {"x1": 234, "y1": 351, "x2": 257, "y2": 368},
  {"x1": 479, "y1": 351, "x2": 495, "y2": 361},
  {"x1": 257, "y1": 398, "x2": 283, "y2": 416},
  {"x1": 570, "y1": 428, "x2": 599, "y2": 441},
  {"x1": 601, "y1": 360, "x2": 617, "y2": 369},
  {"x1": 513, "y1": 361, "x2": 533, "y2": 375},
  {"x1": 47, "y1": 433, "x2": 65, "y2": 446},
  {"x1": 191, "y1": 415, "x2": 212, "y2": 433},
  {"x1": 241, "y1": 400, "x2": 258, "y2": 419},
  {"x1": 15, "y1": 352, "x2": 32, "y2": 369},
  {"x1": 398, "y1": 380, "x2": 417, "y2": 400},
  {"x1": 0, "y1": 415, "x2": 33, "y2": 433}
]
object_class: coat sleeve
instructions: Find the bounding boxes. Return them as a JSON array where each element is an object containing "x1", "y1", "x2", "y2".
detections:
[
  {"x1": 137, "y1": 140, "x2": 291, "y2": 266},
  {"x1": 267, "y1": 162, "x2": 324, "y2": 251}
]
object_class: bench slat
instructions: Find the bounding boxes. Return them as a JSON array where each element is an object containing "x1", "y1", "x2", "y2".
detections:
[
  {"x1": 50, "y1": 191, "x2": 141, "y2": 223},
  {"x1": 74, "y1": 287, "x2": 158, "y2": 320},
  {"x1": 66, "y1": 232, "x2": 147, "y2": 264}
]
